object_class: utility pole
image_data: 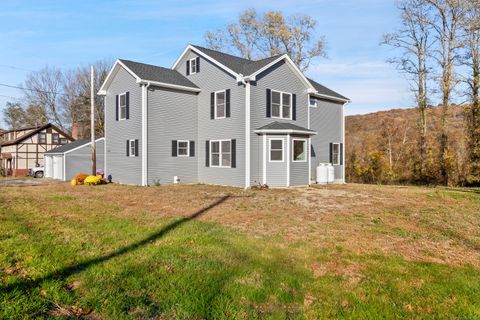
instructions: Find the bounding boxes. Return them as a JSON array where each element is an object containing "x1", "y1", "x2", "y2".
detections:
[{"x1": 91, "y1": 65, "x2": 96, "y2": 176}]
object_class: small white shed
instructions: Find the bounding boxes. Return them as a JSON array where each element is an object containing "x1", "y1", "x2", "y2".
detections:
[{"x1": 44, "y1": 138, "x2": 105, "y2": 181}]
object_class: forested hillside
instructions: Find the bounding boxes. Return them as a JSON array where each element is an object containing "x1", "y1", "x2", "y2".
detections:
[{"x1": 345, "y1": 104, "x2": 471, "y2": 185}]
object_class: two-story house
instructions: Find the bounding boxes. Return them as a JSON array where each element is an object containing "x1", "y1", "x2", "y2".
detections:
[{"x1": 98, "y1": 45, "x2": 349, "y2": 188}]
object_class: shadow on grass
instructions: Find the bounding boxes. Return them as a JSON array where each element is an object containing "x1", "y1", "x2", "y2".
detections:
[{"x1": 0, "y1": 194, "x2": 232, "y2": 295}]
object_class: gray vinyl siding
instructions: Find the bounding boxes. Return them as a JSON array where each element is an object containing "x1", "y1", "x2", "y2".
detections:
[
  {"x1": 147, "y1": 87, "x2": 198, "y2": 185},
  {"x1": 175, "y1": 50, "x2": 245, "y2": 186},
  {"x1": 105, "y1": 67, "x2": 142, "y2": 185},
  {"x1": 64, "y1": 140, "x2": 105, "y2": 181},
  {"x1": 290, "y1": 135, "x2": 309, "y2": 186},
  {"x1": 310, "y1": 98, "x2": 344, "y2": 181},
  {"x1": 250, "y1": 61, "x2": 309, "y2": 186}
]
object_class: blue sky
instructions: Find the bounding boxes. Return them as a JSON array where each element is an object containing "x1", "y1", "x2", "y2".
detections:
[{"x1": 0, "y1": 0, "x2": 412, "y2": 127}]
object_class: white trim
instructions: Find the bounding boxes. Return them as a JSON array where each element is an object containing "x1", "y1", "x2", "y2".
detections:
[
  {"x1": 104, "y1": 95, "x2": 107, "y2": 176},
  {"x1": 98, "y1": 59, "x2": 141, "y2": 95},
  {"x1": 292, "y1": 139, "x2": 307, "y2": 162},
  {"x1": 308, "y1": 137, "x2": 311, "y2": 185},
  {"x1": 254, "y1": 129, "x2": 317, "y2": 136},
  {"x1": 141, "y1": 84, "x2": 148, "y2": 186},
  {"x1": 270, "y1": 90, "x2": 293, "y2": 120},
  {"x1": 209, "y1": 139, "x2": 232, "y2": 168},
  {"x1": 44, "y1": 138, "x2": 106, "y2": 155},
  {"x1": 286, "y1": 134, "x2": 290, "y2": 187},
  {"x1": 137, "y1": 80, "x2": 201, "y2": 93},
  {"x1": 248, "y1": 54, "x2": 316, "y2": 91},
  {"x1": 129, "y1": 140, "x2": 136, "y2": 158},
  {"x1": 172, "y1": 45, "x2": 239, "y2": 78},
  {"x1": 245, "y1": 81, "x2": 251, "y2": 188},
  {"x1": 214, "y1": 90, "x2": 226, "y2": 119},
  {"x1": 262, "y1": 134, "x2": 267, "y2": 184},
  {"x1": 332, "y1": 143, "x2": 341, "y2": 165},
  {"x1": 342, "y1": 102, "x2": 346, "y2": 183},
  {"x1": 63, "y1": 154, "x2": 66, "y2": 182},
  {"x1": 311, "y1": 92, "x2": 350, "y2": 103},
  {"x1": 189, "y1": 57, "x2": 197, "y2": 74},
  {"x1": 119, "y1": 92, "x2": 127, "y2": 120},
  {"x1": 268, "y1": 138, "x2": 284, "y2": 163},
  {"x1": 177, "y1": 140, "x2": 190, "y2": 157}
]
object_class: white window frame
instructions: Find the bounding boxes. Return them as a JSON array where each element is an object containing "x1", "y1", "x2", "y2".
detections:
[
  {"x1": 177, "y1": 140, "x2": 190, "y2": 157},
  {"x1": 119, "y1": 92, "x2": 127, "y2": 120},
  {"x1": 332, "y1": 143, "x2": 340, "y2": 165},
  {"x1": 309, "y1": 97, "x2": 317, "y2": 108},
  {"x1": 129, "y1": 139, "x2": 136, "y2": 158},
  {"x1": 271, "y1": 90, "x2": 292, "y2": 120},
  {"x1": 38, "y1": 132, "x2": 46, "y2": 144},
  {"x1": 210, "y1": 139, "x2": 231, "y2": 168},
  {"x1": 190, "y1": 58, "x2": 197, "y2": 74},
  {"x1": 269, "y1": 138, "x2": 284, "y2": 163},
  {"x1": 214, "y1": 90, "x2": 226, "y2": 119},
  {"x1": 52, "y1": 133, "x2": 60, "y2": 144},
  {"x1": 292, "y1": 139, "x2": 307, "y2": 162}
]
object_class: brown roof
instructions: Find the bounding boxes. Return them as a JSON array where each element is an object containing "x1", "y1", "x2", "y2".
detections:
[
  {"x1": 0, "y1": 125, "x2": 43, "y2": 135},
  {"x1": 0, "y1": 123, "x2": 75, "y2": 147}
]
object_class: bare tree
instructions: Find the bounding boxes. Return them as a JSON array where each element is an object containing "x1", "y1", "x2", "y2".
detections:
[
  {"x1": 23, "y1": 66, "x2": 65, "y2": 130},
  {"x1": 204, "y1": 9, "x2": 327, "y2": 71},
  {"x1": 462, "y1": 0, "x2": 480, "y2": 183},
  {"x1": 425, "y1": 0, "x2": 467, "y2": 184},
  {"x1": 381, "y1": 0, "x2": 433, "y2": 179},
  {"x1": 2, "y1": 102, "x2": 27, "y2": 130}
]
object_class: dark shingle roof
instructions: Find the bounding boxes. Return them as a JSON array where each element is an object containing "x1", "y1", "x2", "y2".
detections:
[
  {"x1": 191, "y1": 45, "x2": 283, "y2": 75},
  {"x1": 307, "y1": 78, "x2": 349, "y2": 101},
  {"x1": 120, "y1": 59, "x2": 199, "y2": 89},
  {"x1": 45, "y1": 139, "x2": 90, "y2": 154},
  {"x1": 256, "y1": 121, "x2": 315, "y2": 133}
]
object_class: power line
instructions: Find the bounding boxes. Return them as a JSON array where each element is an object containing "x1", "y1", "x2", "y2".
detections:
[
  {"x1": 0, "y1": 64, "x2": 33, "y2": 72},
  {"x1": 0, "y1": 83, "x2": 66, "y2": 96}
]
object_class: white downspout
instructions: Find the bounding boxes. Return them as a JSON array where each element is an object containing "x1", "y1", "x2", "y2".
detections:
[
  {"x1": 342, "y1": 102, "x2": 346, "y2": 184},
  {"x1": 307, "y1": 94, "x2": 311, "y2": 186},
  {"x1": 141, "y1": 82, "x2": 151, "y2": 186},
  {"x1": 245, "y1": 80, "x2": 251, "y2": 189}
]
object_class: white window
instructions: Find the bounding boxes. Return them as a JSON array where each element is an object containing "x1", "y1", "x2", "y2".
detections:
[
  {"x1": 292, "y1": 139, "x2": 307, "y2": 162},
  {"x1": 309, "y1": 97, "x2": 317, "y2": 107},
  {"x1": 269, "y1": 139, "x2": 284, "y2": 162},
  {"x1": 52, "y1": 133, "x2": 59, "y2": 144},
  {"x1": 178, "y1": 140, "x2": 189, "y2": 157},
  {"x1": 271, "y1": 90, "x2": 292, "y2": 120},
  {"x1": 38, "y1": 133, "x2": 46, "y2": 144},
  {"x1": 129, "y1": 140, "x2": 136, "y2": 157},
  {"x1": 119, "y1": 92, "x2": 127, "y2": 120},
  {"x1": 215, "y1": 90, "x2": 226, "y2": 119},
  {"x1": 60, "y1": 138, "x2": 68, "y2": 144},
  {"x1": 210, "y1": 140, "x2": 231, "y2": 168},
  {"x1": 332, "y1": 143, "x2": 340, "y2": 165},
  {"x1": 190, "y1": 58, "x2": 197, "y2": 74}
]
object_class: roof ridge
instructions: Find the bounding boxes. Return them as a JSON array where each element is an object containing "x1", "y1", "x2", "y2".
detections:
[{"x1": 119, "y1": 59, "x2": 179, "y2": 72}]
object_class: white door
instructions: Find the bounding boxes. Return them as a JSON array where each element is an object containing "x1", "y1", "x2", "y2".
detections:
[
  {"x1": 53, "y1": 156, "x2": 63, "y2": 180},
  {"x1": 45, "y1": 156, "x2": 53, "y2": 178}
]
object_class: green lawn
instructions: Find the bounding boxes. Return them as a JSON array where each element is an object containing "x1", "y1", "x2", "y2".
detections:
[{"x1": 1, "y1": 183, "x2": 479, "y2": 319}]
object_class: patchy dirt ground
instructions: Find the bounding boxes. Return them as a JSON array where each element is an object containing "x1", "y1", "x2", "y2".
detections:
[{"x1": 3, "y1": 182, "x2": 479, "y2": 268}]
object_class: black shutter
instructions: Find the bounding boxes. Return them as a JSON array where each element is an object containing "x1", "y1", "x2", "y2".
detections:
[
  {"x1": 205, "y1": 140, "x2": 210, "y2": 167},
  {"x1": 172, "y1": 140, "x2": 177, "y2": 157},
  {"x1": 292, "y1": 94, "x2": 296, "y2": 120},
  {"x1": 135, "y1": 139, "x2": 139, "y2": 157},
  {"x1": 116, "y1": 95, "x2": 119, "y2": 121},
  {"x1": 231, "y1": 139, "x2": 236, "y2": 168},
  {"x1": 125, "y1": 92, "x2": 130, "y2": 120},
  {"x1": 266, "y1": 89, "x2": 271, "y2": 118},
  {"x1": 210, "y1": 92, "x2": 215, "y2": 119},
  {"x1": 190, "y1": 141, "x2": 195, "y2": 157},
  {"x1": 186, "y1": 60, "x2": 190, "y2": 75},
  {"x1": 329, "y1": 143, "x2": 333, "y2": 163},
  {"x1": 196, "y1": 57, "x2": 200, "y2": 73},
  {"x1": 126, "y1": 140, "x2": 130, "y2": 157},
  {"x1": 340, "y1": 143, "x2": 344, "y2": 165},
  {"x1": 226, "y1": 89, "x2": 231, "y2": 118}
]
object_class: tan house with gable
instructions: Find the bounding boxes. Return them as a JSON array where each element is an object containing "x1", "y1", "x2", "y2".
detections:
[{"x1": 0, "y1": 124, "x2": 74, "y2": 176}]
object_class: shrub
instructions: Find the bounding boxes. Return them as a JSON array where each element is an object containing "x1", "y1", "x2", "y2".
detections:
[
  {"x1": 74, "y1": 173, "x2": 89, "y2": 185},
  {"x1": 84, "y1": 175, "x2": 102, "y2": 186}
]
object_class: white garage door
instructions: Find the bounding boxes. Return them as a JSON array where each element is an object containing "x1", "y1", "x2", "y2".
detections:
[
  {"x1": 52, "y1": 155, "x2": 64, "y2": 180},
  {"x1": 45, "y1": 156, "x2": 53, "y2": 178}
]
